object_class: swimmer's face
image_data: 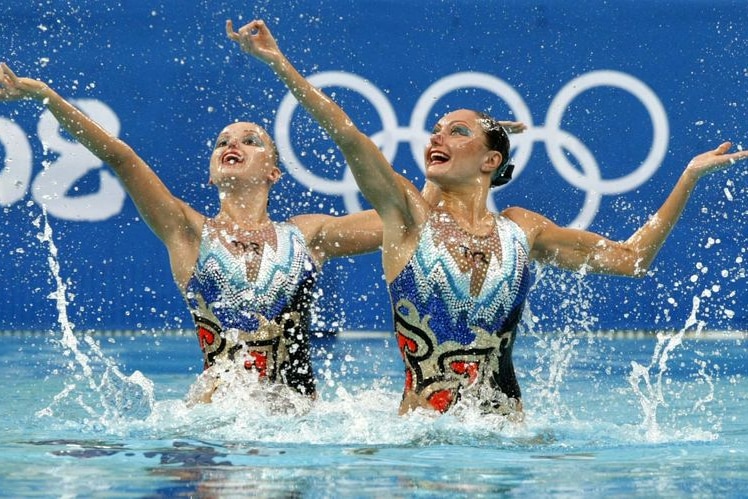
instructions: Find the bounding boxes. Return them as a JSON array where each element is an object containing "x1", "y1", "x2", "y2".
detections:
[
  {"x1": 424, "y1": 109, "x2": 493, "y2": 186},
  {"x1": 209, "y1": 122, "x2": 280, "y2": 188}
]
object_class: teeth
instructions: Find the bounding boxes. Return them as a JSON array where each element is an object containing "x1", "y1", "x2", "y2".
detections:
[{"x1": 228, "y1": 159, "x2": 236, "y2": 165}]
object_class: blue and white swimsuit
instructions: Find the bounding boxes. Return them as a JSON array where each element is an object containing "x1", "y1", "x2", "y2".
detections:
[
  {"x1": 389, "y1": 208, "x2": 531, "y2": 412},
  {"x1": 183, "y1": 218, "x2": 318, "y2": 397}
]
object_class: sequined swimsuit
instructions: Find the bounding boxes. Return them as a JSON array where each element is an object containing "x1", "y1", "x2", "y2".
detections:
[
  {"x1": 389, "y1": 208, "x2": 531, "y2": 412},
  {"x1": 182, "y1": 218, "x2": 318, "y2": 396}
]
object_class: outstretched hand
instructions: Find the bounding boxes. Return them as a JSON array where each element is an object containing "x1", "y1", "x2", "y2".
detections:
[
  {"x1": 0, "y1": 63, "x2": 47, "y2": 101},
  {"x1": 687, "y1": 141, "x2": 748, "y2": 179},
  {"x1": 226, "y1": 19, "x2": 282, "y2": 65}
]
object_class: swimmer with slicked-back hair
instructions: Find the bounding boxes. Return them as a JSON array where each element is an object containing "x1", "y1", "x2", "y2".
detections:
[
  {"x1": 0, "y1": 62, "x2": 384, "y2": 408},
  {"x1": 227, "y1": 18, "x2": 748, "y2": 419}
]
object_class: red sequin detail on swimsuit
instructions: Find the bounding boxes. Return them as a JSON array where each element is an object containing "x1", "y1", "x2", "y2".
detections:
[{"x1": 244, "y1": 351, "x2": 269, "y2": 378}]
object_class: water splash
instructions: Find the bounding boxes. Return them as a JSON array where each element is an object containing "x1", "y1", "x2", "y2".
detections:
[
  {"x1": 525, "y1": 265, "x2": 596, "y2": 420},
  {"x1": 628, "y1": 295, "x2": 715, "y2": 442},
  {"x1": 116, "y1": 380, "x2": 542, "y2": 448},
  {"x1": 33, "y1": 208, "x2": 154, "y2": 427}
]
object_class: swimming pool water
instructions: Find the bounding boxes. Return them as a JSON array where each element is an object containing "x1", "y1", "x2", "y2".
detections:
[{"x1": 1, "y1": 330, "x2": 746, "y2": 497}]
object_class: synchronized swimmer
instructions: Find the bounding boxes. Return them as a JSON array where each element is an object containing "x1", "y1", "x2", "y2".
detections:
[
  {"x1": 0, "y1": 62, "x2": 382, "y2": 406},
  {"x1": 2, "y1": 15, "x2": 746, "y2": 418},
  {"x1": 228, "y1": 18, "x2": 748, "y2": 417}
]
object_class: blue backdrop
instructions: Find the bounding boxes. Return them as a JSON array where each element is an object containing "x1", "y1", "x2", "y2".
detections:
[{"x1": 2, "y1": 0, "x2": 747, "y2": 334}]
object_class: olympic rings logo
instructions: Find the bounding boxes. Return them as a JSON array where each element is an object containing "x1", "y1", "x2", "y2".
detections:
[{"x1": 275, "y1": 70, "x2": 669, "y2": 229}]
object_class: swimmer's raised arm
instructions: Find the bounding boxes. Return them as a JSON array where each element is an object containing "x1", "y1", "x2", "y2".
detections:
[
  {"x1": 506, "y1": 142, "x2": 748, "y2": 276},
  {"x1": 226, "y1": 20, "x2": 425, "y2": 229},
  {"x1": 0, "y1": 63, "x2": 200, "y2": 246}
]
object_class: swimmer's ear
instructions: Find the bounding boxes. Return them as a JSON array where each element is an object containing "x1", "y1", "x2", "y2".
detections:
[
  {"x1": 267, "y1": 166, "x2": 282, "y2": 184},
  {"x1": 481, "y1": 150, "x2": 502, "y2": 174}
]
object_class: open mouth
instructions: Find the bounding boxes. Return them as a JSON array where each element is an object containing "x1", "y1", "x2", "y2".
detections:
[
  {"x1": 428, "y1": 150, "x2": 450, "y2": 165},
  {"x1": 221, "y1": 151, "x2": 243, "y2": 165}
]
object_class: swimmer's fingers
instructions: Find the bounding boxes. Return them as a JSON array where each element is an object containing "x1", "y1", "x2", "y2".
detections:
[
  {"x1": 706, "y1": 142, "x2": 748, "y2": 171},
  {"x1": 687, "y1": 141, "x2": 748, "y2": 177},
  {"x1": 226, "y1": 19, "x2": 282, "y2": 64},
  {"x1": 0, "y1": 62, "x2": 18, "y2": 87},
  {"x1": 0, "y1": 63, "x2": 24, "y2": 100},
  {"x1": 719, "y1": 144, "x2": 748, "y2": 169},
  {"x1": 0, "y1": 63, "x2": 48, "y2": 101},
  {"x1": 225, "y1": 19, "x2": 265, "y2": 43},
  {"x1": 225, "y1": 19, "x2": 239, "y2": 42},
  {"x1": 226, "y1": 19, "x2": 258, "y2": 49}
]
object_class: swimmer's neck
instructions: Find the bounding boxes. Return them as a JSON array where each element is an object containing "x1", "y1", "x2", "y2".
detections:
[
  {"x1": 436, "y1": 190, "x2": 492, "y2": 227},
  {"x1": 215, "y1": 198, "x2": 273, "y2": 230}
]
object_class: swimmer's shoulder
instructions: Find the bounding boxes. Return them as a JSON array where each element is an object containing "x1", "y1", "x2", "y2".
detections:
[
  {"x1": 500, "y1": 206, "x2": 550, "y2": 228},
  {"x1": 499, "y1": 206, "x2": 549, "y2": 246},
  {"x1": 286, "y1": 213, "x2": 325, "y2": 242}
]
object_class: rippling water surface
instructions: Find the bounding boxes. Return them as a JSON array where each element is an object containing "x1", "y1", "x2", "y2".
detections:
[{"x1": 1, "y1": 329, "x2": 746, "y2": 497}]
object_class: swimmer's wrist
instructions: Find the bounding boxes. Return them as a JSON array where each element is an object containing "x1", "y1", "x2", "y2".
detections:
[
  {"x1": 265, "y1": 53, "x2": 287, "y2": 69},
  {"x1": 30, "y1": 82, "x2": 52, "y2": 102},
  {"x1": 683, "y1": 163, "x2": 704, "y2": 182}
]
